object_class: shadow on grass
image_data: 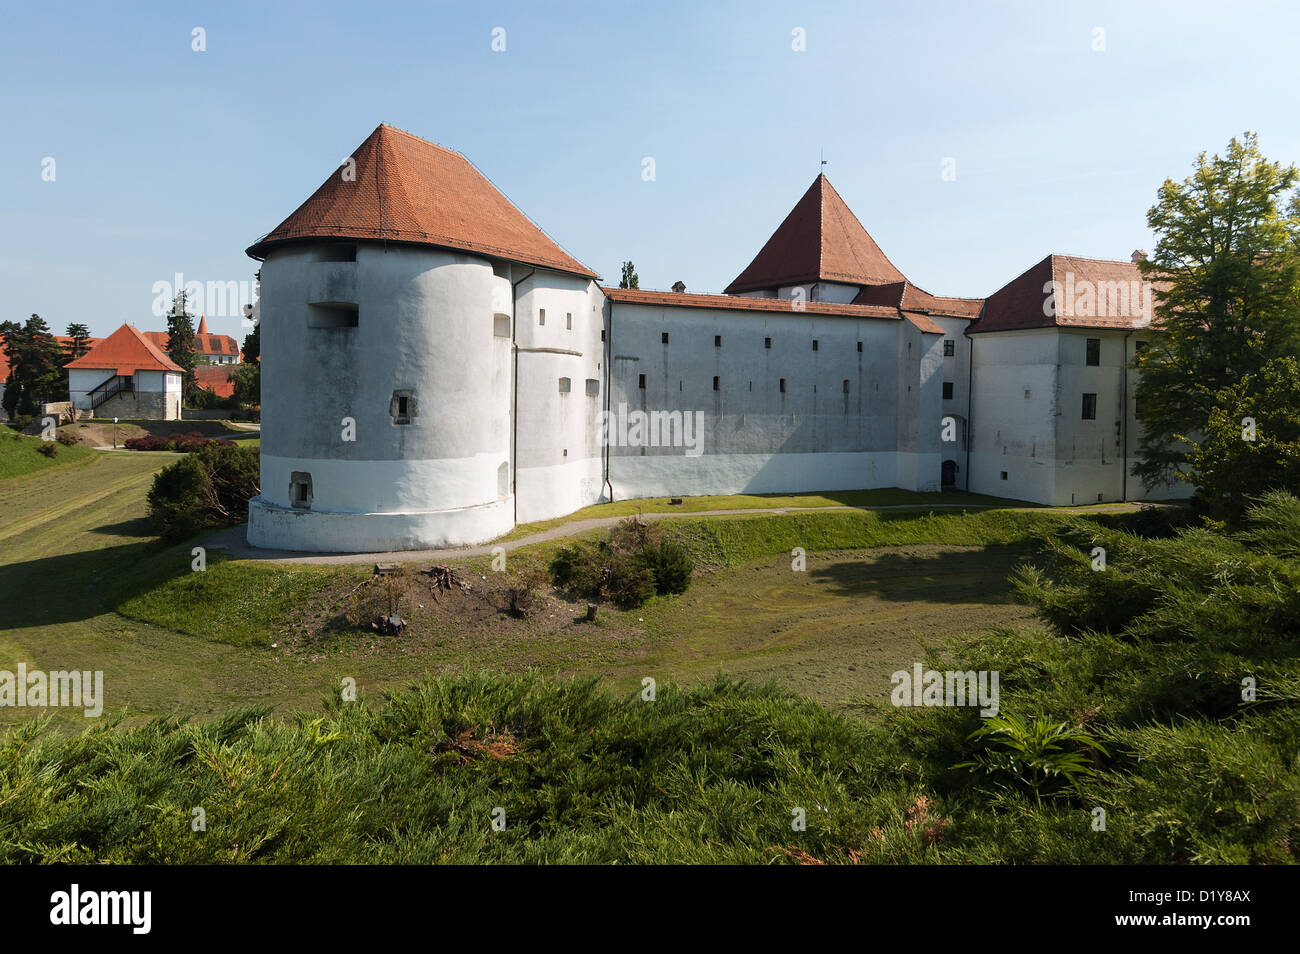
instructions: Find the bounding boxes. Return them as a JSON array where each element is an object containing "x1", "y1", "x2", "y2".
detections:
[{"x1": 807, "y1": 544, "x2": 1037, "y2": 605}]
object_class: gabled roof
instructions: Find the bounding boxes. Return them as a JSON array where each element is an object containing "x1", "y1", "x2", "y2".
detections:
[
  {"x1": 65, "y1": 324, "x2": 184, "y2": 375},
  {"x1": 602, "y1": 286, "x2": 900, "y2": 320},
  {"x1": 195, "y1": 365, "x2": 236, "y2": 398},
  {"x1": 972, "y1": 254, "x2": 1157, "y2": 334},
  {"x1": 247, "y1": 124, "x2": 597, "y2": 278},
  {"x1": 853, "y1": 281, "x2": 984, "y2": 320},
  {"x1": 724, "y1": 174, "x2": 907, "y2": 294},
  {"x1": 142, "y1": 330, "x2": 240, "y2": 357}
]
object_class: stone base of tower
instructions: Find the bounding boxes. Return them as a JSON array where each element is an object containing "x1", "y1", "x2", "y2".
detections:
[{"x1": 245, "y1": 496, "x2": 515, "y2": 553}]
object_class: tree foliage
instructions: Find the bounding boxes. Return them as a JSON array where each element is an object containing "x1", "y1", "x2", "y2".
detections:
[
  {"x1": 165, "y1": 292, "x2": 199, "y2": 397},
  {"x1": 1134, "y1": 132, "x2": 1300, "y2": 488},
  {"x1": 618, "y1": 261, "x2": 639, "y2": 290},
  {"x1": 1186, "y1": 357, "x2": 1300, "y2": 519},
  {"x1": 146, "y1": 441, "x2": 259, "y2": 541},
  {"x1": 1, "y1": 314, "x2": 68, "y2": 417}
]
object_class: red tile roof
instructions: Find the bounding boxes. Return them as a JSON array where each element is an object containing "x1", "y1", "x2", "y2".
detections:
[
  {"x1": 65, "y1": 324, "x2": 184, "y2": 375},
  {"x1": 724, "y1": 174, "x2": 907, "y2": 294},
  {"x1": 972, "y1": 254, "x2": 1159, "y2": 334},
  {"x1": 195, "y1": 364, "x2": 236, "y2": 398},
  {"x1": 853, "y1": 281, "x2": 984, "y2": 319},
  {"x1": 602, "y1": 286, "x2": 901, "y2": 320},
  {"x1": 141, "y1": 330, "x2": 240, "y2": 357},
  {"x1": 247, "y1": 124, "x2": 597, "y2": 278}
]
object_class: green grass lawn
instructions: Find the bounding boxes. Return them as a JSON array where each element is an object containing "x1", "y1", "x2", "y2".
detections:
[
  {"x1": 501, "y1": 487, "x2": 1036, "y2": 539},
  {"x1": 0, "y1": 431, "x2": 98, "y2": 480},
  {"x1": 0, "y1": 447, "x2": 1067, "y2": 730}
]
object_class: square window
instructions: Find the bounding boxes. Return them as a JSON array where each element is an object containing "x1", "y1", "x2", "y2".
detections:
[
  {"x1": 290, "y1": 472, "x2": 313, "y2": 509},
  {"x1": 585, "y1": 378, "x2": 599, "y2": 396},
  {"x1": 943, "y1": 339, "x2": 955, "y2": 357},
  {"x1": 1082, "y1": 392, "x2": 1097, "y2": 419},
  {"x1": 1000, "y1": 471, "x2": 1008, "y2": 481},
  {"x1": 942, "y1": 382, "x2": 954, "y2": 400},
  {"x1": 558, "y1": 377, "x2": 571, "y2": 393},
  {"x1": 1086, "y1": 337, "x2": 1101, "y2": 366}
]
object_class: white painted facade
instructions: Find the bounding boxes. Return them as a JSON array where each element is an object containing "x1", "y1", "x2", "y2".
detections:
[
  {"x1": 967, "y1": 327, "x2": 1191, "y2": 506},
  {"x1": 68, "y1": 367, "x2": 182, "y2": 420}
]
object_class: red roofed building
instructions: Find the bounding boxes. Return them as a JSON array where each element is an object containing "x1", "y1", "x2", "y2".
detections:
[
  {"x1": 142, "y1": 317, "x2": 241, "y2": 366},
  {"x1": 241, "y1": 125, "x2": 1185, "y2": 553},
  {"x1": 66, "y1": 324, "x2": 183, "y2": 419}
]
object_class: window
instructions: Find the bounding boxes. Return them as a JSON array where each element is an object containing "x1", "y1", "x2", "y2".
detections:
[
  {"x1": 497, "y1": 462, "x2": 510, "y2": 499},
  {"x1": 600, "y1": 329, "x2": 606, "y2": 342},
  {"x1": 493, "y1": 314, "x2": 510, "y2": 337},
  {"x1": 943, "y1": 339, "x2": 955, "y2": 357},
  {"x1": 558, "y1": 377, "x2": 571, "y2": 393},
  {"x1": 317, "y1": 244, "x2": 356, "y2": 262},
  {"x1": 812, "y1": 339, "x2": 819, "y2": 351},
  {"x1": 307, "y1": 303, "x2": 358, "y2": 328},
  {"x1": 942, "y1": 382, "x2": 954, "y2": 400},
  {"x1": 714, "y1": 335, "x2": 722, "y2": 347},
  {"x1": 389, "y1": 389, "x2": 416, "y2": 425},
  {"x1": 857, "y1": 342, "x2": 863, "y2": 353},
  {"x1": 1000, "y1": 471, "x2": 1008, "y2": 481},
  {"x1": 843, "y1": 379, "x2": 850, "y2": 394},
  {"x1": 585, "y1": 378, "x2": 599, "y2": 396},
  {"x1": 1082, "y1": 393, "x2": 1097, "y2": 419},
  {"x1": 661, "y1": 332, "x2": 669, "y2": 344},
  {"x1": 712, "y1": 376, "x2": 720, "y2": 391},
  {"x1": 1086, "y1": 337, "x2": 1101, "y2": 366},
  {"x1": 290, "y1": 472, "x2": 313, "y2": 509},
  {"x1": 638, "y1": 373, "x2": 646, "y2": 389},
  {"x1": 566, "y1": 312, "x2": 572, "y2": 330},
  {"x1": 764, "y1": 336, "x2": 772, "y2": 349},
  {"x1": 1135, "y1": 340, "x2": 1148, "y2": 354},
  {"x1": 539, "y1": 309, "x2": 546, "y2": 326},
  {"x1": 779, "y1": 378, "x2": 786, "y2": 393}
]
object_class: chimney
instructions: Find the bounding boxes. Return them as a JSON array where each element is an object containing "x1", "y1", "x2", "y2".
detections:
[
  {"x1": 671, "y1": 281, "x2": 686, "y2": 293},
  {"x1": 1130, "y1": 250, "x2": 1147, "y2": 264}
]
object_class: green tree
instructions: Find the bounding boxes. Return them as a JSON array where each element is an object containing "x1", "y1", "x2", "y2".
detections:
[
  {"x1": 619, "y1": 261, "x2": 639, "y2": 289},
  {"x1": 228, "y1": 362, "x2": 260, "y2": 407},
  {"x1": 1, "y1": 315, "x2": 67, "y2": 416},
  {"x1": 1134, "y1": 133, "x2": 1300, "y2": 489},
  {"x1": 165, "y1": 292, "x2": 199, "y2": 398},
  {"x1": 64, "y1": 323, "x2": 91, "y2": 359},
  {"x1": 241, "y1": 320, "x2": 259, "y2": 363},
  {"x1": 1187, "y1": 357, "x2": 1300, "y2": 519}
]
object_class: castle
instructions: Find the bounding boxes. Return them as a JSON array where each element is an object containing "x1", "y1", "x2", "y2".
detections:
[{"x1": 245, "y1": 124, "x2": 1187, "y2": 554}]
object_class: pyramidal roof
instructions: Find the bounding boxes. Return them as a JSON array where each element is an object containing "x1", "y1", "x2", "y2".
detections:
[
  {"x1": 724, "y1": 174, "x2": 907, "y2": 294},
  {"x1": 247, "y1": 124, "x2": 596, "y2": 278},
  {"x1": 65, "y1": 324, "x2": 184, "y2": 375}
]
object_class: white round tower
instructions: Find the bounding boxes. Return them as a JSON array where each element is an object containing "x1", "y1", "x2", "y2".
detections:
[{"x1": 245, "y1": 124, "x2": 597, "y2": 552}]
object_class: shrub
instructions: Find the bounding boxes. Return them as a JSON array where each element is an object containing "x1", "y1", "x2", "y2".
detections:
[
  {"x1": 55, "y1": 431, "x2": 78, "y2": 446},
  {"x1": 548, "y1": 517, "x2": 694, "y2": 608},
  {"x1": 124, "y1": 431, "x2": 236, "y2": 452},
  {"x1": 146, "y1": 442, "x2": 259, "y2": 540},
  {"x1": 37, "y1": 441, "x2": 58, "y2": 458}
]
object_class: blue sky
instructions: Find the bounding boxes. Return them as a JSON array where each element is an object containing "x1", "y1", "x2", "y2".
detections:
[{"x1": 2, "y1": 0, "x2": 1298, "y2": 340}]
